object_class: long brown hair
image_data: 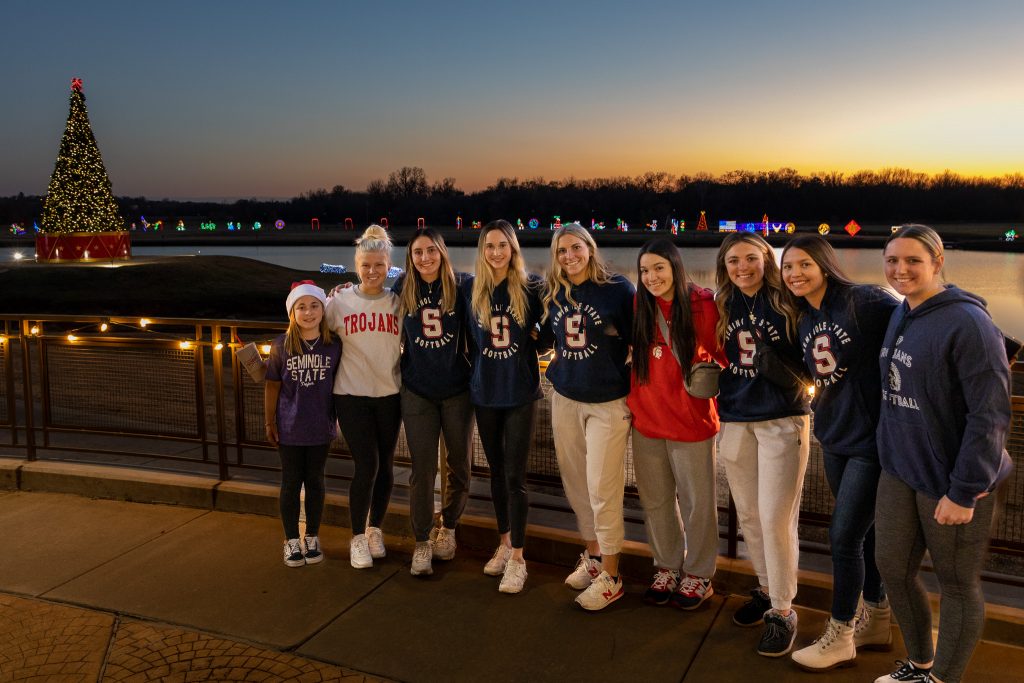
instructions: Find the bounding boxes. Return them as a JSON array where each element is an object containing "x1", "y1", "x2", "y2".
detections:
[
  {"x1": 471, "y1": 220, "x2": 530, "y2": 327},
  {"x1": 400, "y1": 227, "x2": 457, "y2": 316},
  {"x1": 714, "y1": 232, "x2": 798, "y2": 343},
  {"x1": 780, "y1": 234, "x2": 856, "y2": 327},
  {"x1": 633, "y1": 238, "x2": 698, "y2": 385}
]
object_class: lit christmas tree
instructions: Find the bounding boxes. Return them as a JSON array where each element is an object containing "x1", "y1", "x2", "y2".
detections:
[{"x1": 41, "y1": 78, "x2": 124, "y2": 234}]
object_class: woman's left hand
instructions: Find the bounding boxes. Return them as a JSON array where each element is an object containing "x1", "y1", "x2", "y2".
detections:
[{"x1": 934, "y1": 495, "x2": 974, "y2": 525}]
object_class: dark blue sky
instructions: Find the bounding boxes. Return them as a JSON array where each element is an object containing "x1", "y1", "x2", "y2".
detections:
[{"x1": 3, "y1": 0, "x2": 1022, "y2": 199}]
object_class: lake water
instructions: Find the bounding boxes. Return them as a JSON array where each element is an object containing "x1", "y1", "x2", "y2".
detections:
[{"x1": 7, "y1": 243, "x2": 1023, "y2": 338}]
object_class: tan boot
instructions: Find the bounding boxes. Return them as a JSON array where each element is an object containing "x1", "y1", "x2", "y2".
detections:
[
  {"x1": 855, "y1": 598, "x2": 893, "y2": 651},
  {"x1": 792, "y1": 617, "x2": 856, "y2": 671}
]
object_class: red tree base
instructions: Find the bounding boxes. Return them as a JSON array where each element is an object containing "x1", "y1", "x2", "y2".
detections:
[{"x1": 35, "y1": 232, "x2": 132, "y2": 263}]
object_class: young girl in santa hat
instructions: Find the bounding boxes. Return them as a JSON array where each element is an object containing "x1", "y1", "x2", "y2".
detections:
[{"x1": 265, "y1": 280, "x2": 341, "y2": 567}]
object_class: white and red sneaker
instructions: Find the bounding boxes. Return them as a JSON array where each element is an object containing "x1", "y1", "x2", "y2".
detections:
[{"x1": 575, "y1": 571, "x2": 624, "y2": 611}]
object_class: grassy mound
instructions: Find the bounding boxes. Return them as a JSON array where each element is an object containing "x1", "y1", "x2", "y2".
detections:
[{"x1": 0, "y1": 255, "x2": 358, "y2": 321}]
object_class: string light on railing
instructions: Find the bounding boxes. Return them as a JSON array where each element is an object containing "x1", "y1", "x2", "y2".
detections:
[
  {"x1": 214, "y1": 342, "x2": 224, "y2": 351},
  {"x1": 139, "y1": 318, "x2": 151, "y2": 328},
  {"x1": 260, "y1": 344, "x2": 271, "y2": 354},
  {"x1": 0, "y1": 335, "x2": 6, "y2": 344},
  {"x1": 67, "y1": 334, "x2": 78, "y2": 342},
  {"x1": 806, "y1": 384, "x2": 816, "y2": 397},
  {"x1": 100, "y1": 322, "x2": 109, "y2": 332},
  {"x1": 179, "y1": 341, "x2": 193, "y2": 350},
  {"x1": 30, "y1": 325, "x2": 40, "y2": 335}
]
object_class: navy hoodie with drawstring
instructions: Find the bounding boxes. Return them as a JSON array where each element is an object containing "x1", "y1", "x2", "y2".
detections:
[
  {"x1": 798, "y1": 284, "x2": 897, "y2": 455},
  {"x1": 718, "y1": 289, "x2": 809, "y2": 422},
  {"x1": 876, "y1": 285, "x2": 1012, "y2": 507}
]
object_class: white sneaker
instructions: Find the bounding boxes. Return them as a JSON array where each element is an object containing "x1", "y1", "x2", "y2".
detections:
[
  {"x1": 855, "y1": 599, "x2": 893, "y2": 651},
  {"x1": 410, "y1": 541, "x2": 433, "y2": 576},
  {"x1": 499, "y1": 557, "x2": 527, "y2": 594},
  {"x1": 302, "y1": 535, "x2": 323, "y2": 564},
  {"x1": 366, "y1": 526, "x2": 386, "y2": 559},
  {"x1": 431, "y1": 526, "x2": 457, "y2": 561},
  {"x1": 349, "y1": 534, "x2": 372, "y2": 569},
  {"x1": 792, "y1": 617, "x2": 856, "y2": 671},
  {"x1": 283, "y1": 538, "x2": 305, "y2": 568},
  {"x1": 564, "y1": 551, "x2": 602, "y2": 590},
  {"x1": 575, "y1": 571, "x2": 624, "y2": 611},
  {"x1": 483, "y1": 544, "x2": 513, "y2": 576}
]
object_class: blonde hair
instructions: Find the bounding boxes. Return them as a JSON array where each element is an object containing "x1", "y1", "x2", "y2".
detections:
[
  {"x1": 542, "y1": 222, "x2": 613, "y2": 320},
  {"x1": 355, "y1": 224, "x2": 393, "y2": 259},
  {"x1": 714, "y1": 232, "x2": 799, "y2": 343},
  {"x1": 283, "y1": 303, "x2": 333, "y2": 356},
  {"x1": 471, "y1": 220, "x2": 530, "y2": 327},
  {"x1": 400, "y1": 228, "x2": 457, "y2": 316}
]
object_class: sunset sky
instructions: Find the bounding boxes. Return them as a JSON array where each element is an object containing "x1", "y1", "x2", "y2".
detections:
[{"x1": 3, "y1": 1, "x2": 1022, "y2": 200}]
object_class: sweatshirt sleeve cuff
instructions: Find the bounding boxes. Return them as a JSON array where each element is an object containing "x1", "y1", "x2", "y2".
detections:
[{"x1": 946, "y1": 484, "x2": 979, "y2": 509}]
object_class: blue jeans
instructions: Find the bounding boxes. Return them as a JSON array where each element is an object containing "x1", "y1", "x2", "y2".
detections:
[{"x1": 824, "y1": 449, "x2": 885, "y2": 621}]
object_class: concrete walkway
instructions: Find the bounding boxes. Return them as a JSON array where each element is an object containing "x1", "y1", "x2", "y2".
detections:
[{"x1": 2, "y1": 489, "x2": 1022, "y2": 682}]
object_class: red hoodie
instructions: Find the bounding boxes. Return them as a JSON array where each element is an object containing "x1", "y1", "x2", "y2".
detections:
[{"x1": 627, "y1": 286, "x2": 728, "y2": 442}]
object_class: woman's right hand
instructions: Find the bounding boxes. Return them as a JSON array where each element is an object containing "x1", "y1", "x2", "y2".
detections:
[{"x1": 265, "y1": 421, "x2": 278, "y2": 446}]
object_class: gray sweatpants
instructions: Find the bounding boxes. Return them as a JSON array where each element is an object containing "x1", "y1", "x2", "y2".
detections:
[
  {"x1": 875, "y1": 471, "x2": 996, "y2": 683},
  {"x1": 632, "y1": 428, "x2": 719, "y2": 579},
  {"x1": 401, "y1": 387, "x2": 475, "y2": 542}
]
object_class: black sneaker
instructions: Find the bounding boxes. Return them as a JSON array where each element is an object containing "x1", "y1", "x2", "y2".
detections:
[
  {"x1": 873, "y1": 660, "x2": 934, "y2": 682},
  {"x1": 733, "y1": 588, "x2": 771, "y2": 627},
  {"x1": 642, "y1": 568, "x2": 679, "y2": 606},
  {"x1": 756, "y1": 609, "x2": 797, "y2": 657}
]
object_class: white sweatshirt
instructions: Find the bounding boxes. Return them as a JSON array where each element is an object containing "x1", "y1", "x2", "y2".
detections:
[{"x1": 325, "y1": 286, "x2": 402, "y2": 397}]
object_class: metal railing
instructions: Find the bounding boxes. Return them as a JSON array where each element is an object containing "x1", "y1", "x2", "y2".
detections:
[{"x1": 2, "y1": 314, "x2": 1023, "y2": 578}]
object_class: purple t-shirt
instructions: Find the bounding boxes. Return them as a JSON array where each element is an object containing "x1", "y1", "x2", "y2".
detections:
[{"x1": 265, "y1": 333, "x2": 341, "y2": 446}]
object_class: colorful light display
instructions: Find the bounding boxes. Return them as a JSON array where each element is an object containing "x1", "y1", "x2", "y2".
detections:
[
  {"x1": 275, "y1": 219, "x2": 285, "y2": 230},
  {"x1": 696, "y1": 211, "x2": 708, "y2": 232},
  {"x1": 819, "y1": 223, "x2": 830, "y2": 235},
  {"x1": 528, "y1": 218, "x2": 539, "y2": 230},
  {"x1": 311, "y1": 218, "x2": 320, "y2": 231},
  {"x1": 844, "y1": 220, "x2": 861, "y2": 236}
]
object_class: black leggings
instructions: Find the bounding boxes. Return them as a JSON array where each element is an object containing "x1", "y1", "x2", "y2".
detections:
[
  {"x1": 335, "y1": 393, "x2": 402, "y2": 535},
  {"x1": 278, "y1": 443, "x2": 330, "y2": 539},
  {"x1": 474, "y1": 401, "x2": 536, "y2": 549}
]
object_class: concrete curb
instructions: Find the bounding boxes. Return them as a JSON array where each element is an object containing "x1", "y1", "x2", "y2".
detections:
[{"x1": 2, "y1": 455, "x2": 1021, "y2": 646}]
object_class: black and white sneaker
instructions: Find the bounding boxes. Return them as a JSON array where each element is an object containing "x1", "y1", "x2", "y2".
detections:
[
  {"x1": 733, "y1": 587, "x2": 771, "y2": 627},
  {"x1": 873, "y1": 660, "x2": 933, "y2": 682},
  {"x1": 283, "y1": 538, "x2": 305, "y2": 568},
  {"x1": 756, "y1": 609, "x2": 797, "y2": 657}
]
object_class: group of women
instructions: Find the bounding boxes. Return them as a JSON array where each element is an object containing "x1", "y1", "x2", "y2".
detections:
[{"x1": 265, "y1": 222, "x2": 1012, "y2": 683}]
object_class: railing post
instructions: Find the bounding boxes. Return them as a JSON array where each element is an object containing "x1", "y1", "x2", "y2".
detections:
[
  {"x1": 19, "y1": 320, "x2": 36, "y2": 460},
  {"x1": 438, "y1": 435, "x2": 449, "y2": 525},
  {"x1": 727, "y1": 494, "x2": 739, "y2": 559},
  {"x1": 211, "y1": 325, "x2": 229, "y2": 481}
]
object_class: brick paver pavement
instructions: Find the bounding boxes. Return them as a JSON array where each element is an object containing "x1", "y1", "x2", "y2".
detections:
[{"x1": 0, "y1": 594, "x2": 387, "y2": 682}]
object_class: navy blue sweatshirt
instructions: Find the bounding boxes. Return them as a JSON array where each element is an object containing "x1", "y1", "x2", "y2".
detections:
[
  {"x1": 462, "y1": 274, "x2": 544, "y2": 408},
  {"x1": 718, "y1": 288, "x2": 809, "y2": 422},
  {"x1": 544, "y1": 275, "x2": 635, "y2": 403},
  {"x1": 393, "y1": 271, "x2": 471, "y2": 400},
  {"x1": 798, "y1": 284, "x2": 897, "y2": 455},
  {"x1": 877, "y1": 285, "x2": 1012, "y2": 507}
]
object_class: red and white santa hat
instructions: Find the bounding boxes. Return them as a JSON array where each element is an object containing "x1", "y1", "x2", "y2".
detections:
[{"x1": 285, "y1": 280, "x2": 327, "y2": 314}]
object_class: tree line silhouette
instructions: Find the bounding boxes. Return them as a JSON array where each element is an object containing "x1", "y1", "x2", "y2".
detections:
[{"x1": 4, "y1": 166, "x2": 1023, "y2": 228}]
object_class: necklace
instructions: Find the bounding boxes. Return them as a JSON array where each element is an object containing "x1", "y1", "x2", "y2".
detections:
[
  {"x1": 740, "y1": 289, "x2": 759, "y2": 324},
  {"x1": 302, "y1": 336, "x2": 320, "y2": 352}
]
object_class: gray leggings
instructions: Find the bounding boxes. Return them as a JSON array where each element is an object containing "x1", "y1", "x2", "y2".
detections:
[
  {"x1": 401, "y1": 387, "x2": 475, "y2": 542},
  {"x1": 875, "y1": 471, "x2": 995, "y2": 683}
]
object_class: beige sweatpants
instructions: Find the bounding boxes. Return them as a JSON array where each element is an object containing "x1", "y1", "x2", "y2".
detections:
[
  {"x1": 718, "y1": 415, "x2": 810, "y2": 611},
  {"x1": 551, "y1": 391, "x2": 631, "y2": 556}
]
